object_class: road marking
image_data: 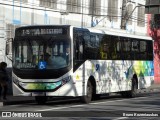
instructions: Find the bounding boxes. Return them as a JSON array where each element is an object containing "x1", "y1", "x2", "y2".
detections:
[
  {"x1": 91, "y1": 96, "x2": 148, "y2": 105},
  {"x1": 113, "y1": 117, "x2": 128, "y2": 120},
  {"x1": 36, "y1": 96, "x2": 148, "y2": 111},
  {"x1": 36, "y1": 104, "x2": 86, "y2": 111}
]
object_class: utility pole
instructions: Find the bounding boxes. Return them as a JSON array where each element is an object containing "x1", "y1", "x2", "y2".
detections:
[
  {"x1": 81, "y1": 0, "x2": 84, "y2": 28},
  {"x1": 91, "y1": 0, "x2": 95, "y2": 27},
  {"x1": 31, "y1": 0, "x2": 34, "y2": 25},
  {"x1": 121, "y1": 0, "x2": 127, "y2": 29}
]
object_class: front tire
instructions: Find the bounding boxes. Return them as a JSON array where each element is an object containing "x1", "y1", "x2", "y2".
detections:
[
  {"x1": 81, "y1": 80, "x2": 93, "y2": 104},
  {"x1": 92, "y1": 94, "x2": 101, "y2": 100},
  {"x1": 121, "y1": 92, "x2": 128, "y2": 98}
]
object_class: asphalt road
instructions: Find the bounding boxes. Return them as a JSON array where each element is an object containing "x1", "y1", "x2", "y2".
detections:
[{"x1": 0, "y1": 92, "x2": 160, "y2": 120}]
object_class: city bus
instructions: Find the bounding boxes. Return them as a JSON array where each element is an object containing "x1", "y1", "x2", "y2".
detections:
[{"x1": 7, "y1": 25, "x2": 154, "y2": 104}]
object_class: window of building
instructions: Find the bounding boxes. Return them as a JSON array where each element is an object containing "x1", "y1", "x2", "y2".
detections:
[
  {"x1": 89, "y1": 0, "x2": 101, "y2": 16},
  {"x1": 14, "y1": 0, "x2": 28, "y2": 3},
  {"x1": 137, "y1": 4, "x2": 145, "y2": 27},
  {"x1": 39, "y1": 0, "x2": 57, "y2": 9},
  {"x1": 67, "y1": 0, "x2": 81, "y2": 13},
  {"x1": 150, "y1": 14, "x2": 160, "y2": 29},
  {"x1": 108, "y1": 0, "x2": 118, "y2": 22},
  {"x1": 6, "y1": 24, "x2": 20, "y2": 55},
  {"x1": 6, "y1": 24, "x2": 20, "y2": 39}
]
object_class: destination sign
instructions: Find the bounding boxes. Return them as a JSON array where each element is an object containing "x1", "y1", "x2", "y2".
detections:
[{"x1": 16, "y1": 27, "x2": 68, "y2": 36}]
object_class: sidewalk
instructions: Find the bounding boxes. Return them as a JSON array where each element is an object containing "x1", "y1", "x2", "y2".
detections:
[
  {"x1": 137, "y1": 83, "x2": 160, "y2": 93},
  {"x1": 148, "y1": 83, "x2": 160, "y2": 89},
  {"x1": 0, "y1": 83, "x2": 160, "y2": 106}
]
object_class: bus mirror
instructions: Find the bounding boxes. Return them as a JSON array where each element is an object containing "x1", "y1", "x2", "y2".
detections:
[{"x1": 6, "y1": 38, "x2": 13, "y2": 61}]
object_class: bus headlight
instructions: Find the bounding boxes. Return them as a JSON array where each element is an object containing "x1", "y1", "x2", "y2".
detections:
[
  {"x1": 19, "y1": 81, "x2": 26, "y2": 88},
  {"x1": 62, "y1": 76, "x2": 71, "y2": 85},
  {"x1": 13, "y1": 77, "x2": 19, "y2": 85}
]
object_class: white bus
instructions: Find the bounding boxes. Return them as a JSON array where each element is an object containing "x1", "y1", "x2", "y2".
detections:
[{"x1": 8, "y1": 25, "x2": 154, "y2": 104}]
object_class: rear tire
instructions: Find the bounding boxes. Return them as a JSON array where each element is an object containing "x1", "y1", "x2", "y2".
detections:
[
  {"x1": 81, "y1": 80, "x2": 93, "y2": 104},
  {"x1": 128, "y1": 78, "x2": 137, "y2": 98},
  {"x1": 121, "y1": 78, "x2": 137, "y2": 98},
  {"x1": 35, "y1": 96, "x2": 47, "y2": 105}
]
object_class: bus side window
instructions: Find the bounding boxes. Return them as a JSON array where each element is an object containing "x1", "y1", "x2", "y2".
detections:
[
  {"x1": 73, "y1": 30, "x2": 85, "y2": 71},
  {"x1": 75, "y1": 36, "x2": 84, "y2": 61},
  {"x1": 147, "y1": 41, "x2": 153, "y2": 60},
  {"x1": 139, "y1": 41, "x2": 147, "y2": 60},
  {"x1": 100, "y1": 35, "x2": 109, "y2": 59},
  {"x1": 122, "y1": 38, "x2": 131, "y2": 60},
  {"x1": 131, "y1": 39, "x2": 139, "y2": 60},
  {"x1": 83, "y1": 32, "x2": 90, "y2": 59},
  {"x1": 74, "y1": 36, "x2": 83, "y2": 60},
  {"x1": 78, "y1": 36, "x2": 84, "y2": 60},
  {"x1": 115, "y1": 36, "x2": 121, "y2": 60}
]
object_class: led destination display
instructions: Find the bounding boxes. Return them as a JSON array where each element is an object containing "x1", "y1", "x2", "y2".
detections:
[{"x1": 15, "y1": 26, "x2": 69, "y2": 36}]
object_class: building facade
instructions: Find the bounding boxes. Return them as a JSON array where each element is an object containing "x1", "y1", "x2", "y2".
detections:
[
  {"x1": 0, "y1": 0, "x2": 147, "y2": 67},
  {"x1": 147, "y1": 14, "x2": 160, "y2": 84}
]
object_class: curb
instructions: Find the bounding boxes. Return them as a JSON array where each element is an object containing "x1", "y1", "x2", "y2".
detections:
[{"x1": 139, "y1": 88, "x2": 160, "y2": 93}]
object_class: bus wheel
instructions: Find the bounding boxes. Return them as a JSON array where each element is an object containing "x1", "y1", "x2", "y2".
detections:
[
  {"x1": 35, "y1": 96, "x2": 47, "y2": 105},
  {"x1": 81, "y1": 80, "x2": 93, "y2": 104},
  {"x1": 121, "y1": 92, "x2": 128, "y2": 98},
  {"x1": 128, "y1": 78, "x2": 137, "y2": 98},
  {"x1": 92, "y1": 94, "x2": 101, "y2": 100}
]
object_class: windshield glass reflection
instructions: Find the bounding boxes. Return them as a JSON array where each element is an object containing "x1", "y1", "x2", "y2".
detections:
[{"x1": 13, "y1": 39, "x2": 71, "y2": 70}]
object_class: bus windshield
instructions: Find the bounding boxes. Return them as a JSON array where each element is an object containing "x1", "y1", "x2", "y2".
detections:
[{"x1": 13, "y1": 38, "x2": 71, "y2": 70}]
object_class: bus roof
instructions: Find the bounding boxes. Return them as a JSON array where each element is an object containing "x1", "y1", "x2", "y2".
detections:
[
  {"x1": 15, "y1": 25, "x2": 71, "y2": 30},
  {"x1": 87, "y1": 27, "x2": 152, "y2": 41},
  {"x1": 16, "y1": 25, "x2": 152, "y2": 41}
]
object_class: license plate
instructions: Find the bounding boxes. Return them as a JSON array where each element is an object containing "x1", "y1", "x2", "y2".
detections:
[{"x1": 32, "y1": 92, "x2": 45, "y2": 96}]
